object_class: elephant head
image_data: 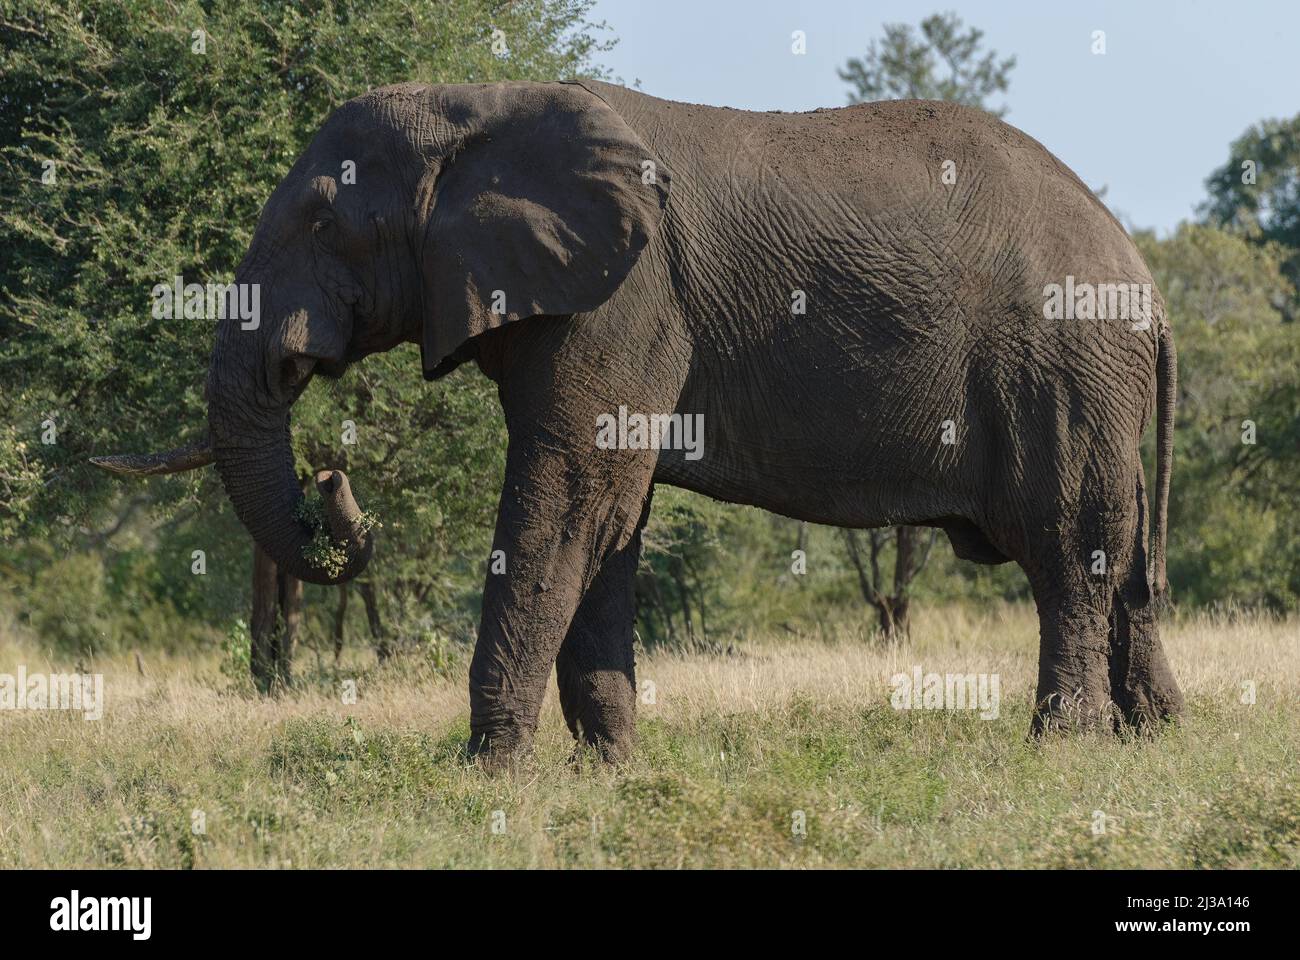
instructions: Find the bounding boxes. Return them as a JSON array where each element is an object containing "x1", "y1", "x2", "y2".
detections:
[{"x1": 93, "y1": 81, "x2": 669, "y2": 585}]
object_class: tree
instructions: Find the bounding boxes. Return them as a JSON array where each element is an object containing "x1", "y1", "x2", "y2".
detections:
[
  {"x1": 637, "y1": 487, "x2": 730, "y2": 649},
  {"x1": 839, "y1": 12, "x2": 1015, "y2": 115},
  {"x1": 1135, "y1": 224, "x2": 1300, "y2": 609},
  {"x1": 0, "y1": 0, "x2": 611, "y2": 662},
  {"x1": 841, "y1": 527, "x2": 939, "y2": 637},
  {"x1": 290, "y1": 347, "x2": 506, "y2": 651},
  {"x1": 1200, "y1": 114, "x2": 1300, "y2": 311}
]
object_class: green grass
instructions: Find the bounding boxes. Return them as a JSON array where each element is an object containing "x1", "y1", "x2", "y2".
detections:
[{"x1": 0, "y1": 604, "x2": 1296, "y2": 868}]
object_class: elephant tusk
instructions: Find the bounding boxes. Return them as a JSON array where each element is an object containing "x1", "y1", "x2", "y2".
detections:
[{"x1": 90, "y1": 434, "x2": 215, "y2": 476}]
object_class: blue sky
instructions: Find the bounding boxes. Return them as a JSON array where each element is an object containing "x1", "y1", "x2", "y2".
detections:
[{"x1": 588, "y1": 0, "x2": 1299, "y2": 236}]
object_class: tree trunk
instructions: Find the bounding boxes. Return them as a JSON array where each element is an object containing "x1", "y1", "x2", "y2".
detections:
[
  {"x1": 279, "y1": 563, "x2": 302, "y2": 678},
  {"x1": 842, "y1": 527, "x2": 933, "y2": 641},
  {"x1": 358, "y1": 580, "x2": 391, "y2": 661},
  {"x1": 250, "y1": 543, "x2": 301, "y2": 692},
  {"x1": 886, "y1": 525, "x2": 920, "y2": 638},
  {"x1": 634, "y1": 569, "x2": 676, "y2": 646},
  {"x1": 874, "y1": 595, "x2": 910, "y2": 636},
  {"x1": 669, "y1": 557, "x2": 694, "y2": 645},
  {"x1": 332, "y1": 583, "x2": 349, "y2": 663},
  {"x1": 250, "y1": 544, "x2": 278, "y2": 690}
]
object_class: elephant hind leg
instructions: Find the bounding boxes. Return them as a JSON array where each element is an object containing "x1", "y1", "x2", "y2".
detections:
[
  {"x1": 1108, "y1": 578, "x2": 1183, "y2": 730},
  {"x1": 1021, "y1": 498, "x2": 1130, "y2": 735},
  {"x1": 1023, "y1": 478, "x2": 1182, "y2": 736},
  {"x1": 1026, "y1": 566, "x2": 1116, "y2": 736},
  {"x1": 555, "y1": 491, "x2": 652, "y2": 764},
  {"x1": 1107, "y1": 478, "x2": 1183, "y2": 729}
]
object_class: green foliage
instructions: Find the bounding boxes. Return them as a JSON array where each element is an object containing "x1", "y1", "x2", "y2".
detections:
[
  {"x1": 637, "y1": 487, "x2": 730, "y2": 645},
  {"x1": 1201, "y1": 114, "x2": 1300, "y2": 310},
  {"x1": 293, "y1": 496, "x2": 380, "y2": 579},
  {"x1": 220, "y1": 617, "x2": 252, "y2": 684},
  {"x1": 637, "y1": 493, "x2": 1031, "y2": 648},
  {"x1": 1136, "y1": 224, "x2": 1300, "y2": 609},
  {"x1": 0, "y1": 421, "x2": 43, "y2": 541},
  {"x1": 4, "y1": 535, "x2": 226, "y2": 656},
  {"x1": 839, "y1": 12, "x2": 1015, "y2": 114},
  {"x1": 290, "y1": 351, "x2": 506, "y2": 631},
  {"x1": 416, "y1": 627, "x2": 460, "y2": 680},
  {"x1": 21, "y1": 552, "x2": 113, "y2": 656},
  {"x1": 0, "y1": 0, "x2": 607, "y2": 650}
]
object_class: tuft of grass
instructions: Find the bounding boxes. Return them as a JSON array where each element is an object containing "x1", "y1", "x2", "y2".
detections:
[{"x1": 0, "y1": 604, "x2": 1296, "y2": 868}]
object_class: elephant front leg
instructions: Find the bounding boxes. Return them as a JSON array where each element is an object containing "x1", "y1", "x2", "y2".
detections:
[
  {"x1": 555, "y1": 489, "x2": 653, "y2": 763},
  {"x1": 467, "y1": 435, "x2": 656, "y2": 770}
]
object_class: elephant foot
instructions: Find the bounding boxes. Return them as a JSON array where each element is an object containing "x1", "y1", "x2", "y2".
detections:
[
  {"x1": 1108, "y1": 599, "x2": 1184, "y2": 732},
  {"x1": 1029, "y1": 689, "x2": 1118, "y2": 738},
  {"x1": 1112, "y1": 672, "x2": 1183, "y2": 731},
  {"x1": 559, "y1": 680, "x2": 637, "y2": 766},
  {"x1": 1029, "y1": 577, "x2": 1183, "y2": 739},
  {"x1": 568, "y1": 721, "x2": 635, "y2": 766},
  {"x1": 1030, "y1": 667, "x2": 1182, "y2": 739},
  {"x1": 466, "y1": 726, "x2": 535, "y2": 774}
]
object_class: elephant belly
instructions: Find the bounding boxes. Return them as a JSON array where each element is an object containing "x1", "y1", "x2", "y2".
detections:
[{"x1": 652, "y1": 341, "x2": 972, "y2": 530}]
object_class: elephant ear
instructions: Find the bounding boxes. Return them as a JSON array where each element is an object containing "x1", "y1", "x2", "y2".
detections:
[{"x1": 418, "y1": 81, "x2": 671, "y2": 378}]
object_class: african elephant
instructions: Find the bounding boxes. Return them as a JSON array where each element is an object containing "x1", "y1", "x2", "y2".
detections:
[{"x1": 95, "y1": 80, "x2": 1182, "y2": 764}]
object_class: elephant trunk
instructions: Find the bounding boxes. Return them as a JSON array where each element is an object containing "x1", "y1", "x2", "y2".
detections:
[{"x1": 209, "y1": 403, "x2": 373, "y2": 587}]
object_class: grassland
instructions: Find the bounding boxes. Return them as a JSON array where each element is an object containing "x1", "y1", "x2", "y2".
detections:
[{"x1": 0, "y1": 603, "x2": 1296, "y2": 868}]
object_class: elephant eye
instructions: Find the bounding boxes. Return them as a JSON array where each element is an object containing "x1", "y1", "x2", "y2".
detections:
[{"x1": 281, "y1": 356, "x2": 315, "y2": 390}]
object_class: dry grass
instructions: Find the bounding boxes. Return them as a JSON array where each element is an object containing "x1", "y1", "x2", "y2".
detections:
[{"x1": 0, "y1": 603, "x2": 1296, "y2": 868}]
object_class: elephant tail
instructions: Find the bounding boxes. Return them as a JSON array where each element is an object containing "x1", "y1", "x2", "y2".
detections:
[{"x1": 1150, "y1": 309, "x2": 1176, "y2": 608}]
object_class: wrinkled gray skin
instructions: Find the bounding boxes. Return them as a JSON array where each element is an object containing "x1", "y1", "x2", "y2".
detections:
[{"x1": 107, "y1": 80, "x2": 1183, "y2": 764}]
